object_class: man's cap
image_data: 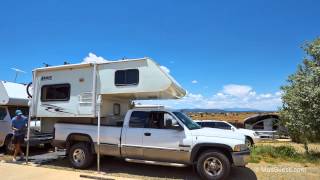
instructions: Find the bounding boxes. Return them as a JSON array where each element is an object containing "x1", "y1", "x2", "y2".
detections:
[{"x1": 15, "y1": 110, "x2": 23, "y2": 116}]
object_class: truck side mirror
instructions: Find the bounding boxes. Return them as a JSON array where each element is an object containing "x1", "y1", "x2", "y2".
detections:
[{"x1": 166, "y1": 119, "x2": 183, "y2": 130}]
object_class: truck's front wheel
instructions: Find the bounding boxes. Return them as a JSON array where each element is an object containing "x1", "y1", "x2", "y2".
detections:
[
  {"x1": 196, "y1": 150, "x2": 231, "y2": 180},
  {"x1": 69, "y1": 142, "x2": 94, "y2": 169}
]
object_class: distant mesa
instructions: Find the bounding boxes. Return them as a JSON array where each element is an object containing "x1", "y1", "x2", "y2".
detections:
[{"x1": 180, "y1": 108, "x2": 274, "y2": 113}]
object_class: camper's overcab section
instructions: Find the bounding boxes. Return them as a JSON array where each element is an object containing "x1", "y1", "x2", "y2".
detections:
[{"x1": 30, "y1": 58, "x2": 186, "y2": 120}]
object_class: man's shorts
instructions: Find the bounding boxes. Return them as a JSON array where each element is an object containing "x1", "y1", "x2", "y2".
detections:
[{"x1": 12, "y1": 135, "x2": 25, "y2": 144}]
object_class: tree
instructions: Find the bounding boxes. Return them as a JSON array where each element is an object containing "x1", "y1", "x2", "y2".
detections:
[{"x1": 280, "y1": 37, "x2": 320, "y2": 152}]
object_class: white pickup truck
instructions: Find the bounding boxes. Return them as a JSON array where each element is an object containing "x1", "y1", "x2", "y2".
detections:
[{"x1": 53, "y1": 109, "x2": 250, "y2": 180}]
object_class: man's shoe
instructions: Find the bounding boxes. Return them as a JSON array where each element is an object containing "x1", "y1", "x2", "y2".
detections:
[{"x1": 12, "y1": 158, "x2": 17, "y2": 162}]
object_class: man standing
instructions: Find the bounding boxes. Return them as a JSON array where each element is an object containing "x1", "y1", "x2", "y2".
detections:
[{"x1": 11, "y1": 110, "x2": 27, "y2": 162}]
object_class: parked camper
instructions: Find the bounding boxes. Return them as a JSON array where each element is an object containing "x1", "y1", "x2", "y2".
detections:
[
  {"x1": 27, "y1": 58, "x2": 250, "y2": 180},
  {"x1": 244, "y1": 114, "x2": 283, "y2": 139},
  {"x1": 0, "y1": 81, "x2": 51, "y2": 153}
]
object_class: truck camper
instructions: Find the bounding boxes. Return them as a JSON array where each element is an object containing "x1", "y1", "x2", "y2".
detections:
[{"x1": 27, "y1": 57, "x2": 250, "y2": 180}]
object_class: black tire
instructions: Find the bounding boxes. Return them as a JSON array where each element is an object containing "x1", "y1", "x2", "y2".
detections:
[
  {"x1": 68, "y1": 142, "x2": 94, "y2": 169},
  {"x1": 196, "y1": 150, "x2": 231, "y2": 180},
  {"x1": 4, "y1": 135, "x2": 14, "y2": 155},
  {"x1": 245, "y1": 137, "x2": 253, "y2": 147}
]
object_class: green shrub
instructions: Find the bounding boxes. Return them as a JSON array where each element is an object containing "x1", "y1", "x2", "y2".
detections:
[
  {"x1": 274, "y1": 146, "x2": 298, "y2": 158},
  {"x1": 249, "y1": 145, "x2": 320, "y2": 164}
]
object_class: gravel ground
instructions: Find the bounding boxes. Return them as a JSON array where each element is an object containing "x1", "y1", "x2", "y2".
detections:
[{"x1": 1, "y1": 144, "x2": 319, "y2": 180}]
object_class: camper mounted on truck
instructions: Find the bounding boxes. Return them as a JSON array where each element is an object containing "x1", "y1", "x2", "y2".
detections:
[
  {"x1": 27, "y1": 57, "x2": 250, "y2": 180},
  {"x1": 29, "y1": 58, "x2": 185, "y2": 125}
]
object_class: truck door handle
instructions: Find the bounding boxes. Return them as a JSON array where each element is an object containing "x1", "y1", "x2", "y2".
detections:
[{"x1": 144, "y1": 132, "x2": 151, "y2": 136}]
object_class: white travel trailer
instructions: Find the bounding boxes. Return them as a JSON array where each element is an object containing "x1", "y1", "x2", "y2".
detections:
[
  {"x1": 0, "y1": 81, "x2": 29, "y2": 152},
  {"x1": 0, "y1": 81, "x2": 51, "y2": 153},
  {"x1": 28, "y1": 58, "x2": 186, "y2": 134}
]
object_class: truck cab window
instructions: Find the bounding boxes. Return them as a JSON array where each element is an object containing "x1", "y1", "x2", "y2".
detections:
[
  {"x1": 148, "y1": 111, "x2": 179, "y2": 129},
  {"x1": 41, "y1": 84, "x2": 70, "y2": 101},
  {"x1": 149, "y1": 112, "x2": 163, "y2": 128},
  {"x1": 129, "y1": 111, "x2": 149, "y2": 128},
  {"x1": 0, "y1": 107, "x2": 7, "y2": 120}
]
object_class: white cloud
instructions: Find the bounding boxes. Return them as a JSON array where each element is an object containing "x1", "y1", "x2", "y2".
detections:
[
  {"x1": 275, "y1": 91, "x2": 283, "y2": 96},
  {"x1": 259, "y1": 93, "x2": 272, "y2": 98},
  {"x1": 222, "y1": 84, "x2": 253, "y2": 97},
  {"x1": 191, "y1": 80, "x2": 198, "y2": 84},
  {"x1": 82, "y1": 52, "x2": 110, "y2": 63},
  {"x1": 160, "y1": 66, "x2": 170, "y2": 74},
  {"x1": 136, "y1": 84, "x2": 282, "y2": 111}
]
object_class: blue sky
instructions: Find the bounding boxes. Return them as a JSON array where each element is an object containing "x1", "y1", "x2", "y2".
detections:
[{"x1": 0, "y1": 0, "x2": 319, "y2": 110}]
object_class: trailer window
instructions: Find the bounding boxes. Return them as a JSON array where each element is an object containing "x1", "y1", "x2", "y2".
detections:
[
  {"x1": 41, "y1": 84, "x2": 70, "y2": 101},
  {"x1": 115, "y1": 69, "x2": 139, "y2": 86},
  {"x1": 0, "y1": 107, "x2": 7, "y2": 120},
  {"x1": 253, "y1": 121, "x2": 264, "y2": 130},
  {"x1": 8, "y1": 107, "x2": 29, "y2": 118},
  {"x1": 129, "y1": 111, "x2": 149, "y2": 128}
]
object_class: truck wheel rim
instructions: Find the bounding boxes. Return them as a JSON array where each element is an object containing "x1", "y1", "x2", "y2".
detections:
[
  {"x1": 203, "y1": 157, "x2": 223, "y2": 177},
  {"x1": 245, "y1": 139, "x2": 251, "y2": 147},
  {"x1": 73, "y1": 148, "x2": 85, "y2": 165}
]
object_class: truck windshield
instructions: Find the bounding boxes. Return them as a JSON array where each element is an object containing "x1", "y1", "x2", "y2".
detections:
[{"x1": 173, "y1": 112, "x2": 201, "y2": 130}]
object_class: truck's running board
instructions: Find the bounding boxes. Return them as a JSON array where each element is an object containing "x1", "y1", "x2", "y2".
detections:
[{"x1": 125, "y1": 158, "x2": 187, "y2": 167}]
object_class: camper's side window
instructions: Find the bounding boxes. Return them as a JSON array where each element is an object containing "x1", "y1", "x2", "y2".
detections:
[
  {"x1": 115, "y1": 69, "x2": 139, "y2": 86},
  {"x1": 41, "y1": 84, "x2": 71, "y2": 102}
]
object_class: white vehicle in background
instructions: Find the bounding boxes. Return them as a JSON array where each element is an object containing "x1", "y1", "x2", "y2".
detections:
[
  {"x1": 0, "y1": 81, "x2": 52, "y2": 153},
  {"x1": 195, "y1": 120, "x2": 261, "y2": 147}
]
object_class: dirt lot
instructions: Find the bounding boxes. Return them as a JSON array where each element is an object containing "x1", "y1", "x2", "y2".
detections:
[{"x1": 0, "y1": 144, "x2": 319, "y2": 180}]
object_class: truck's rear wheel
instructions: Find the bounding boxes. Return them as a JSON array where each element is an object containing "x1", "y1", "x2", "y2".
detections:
[
  {"x1": 68, "y1": 142, "x2": 94, "y2": 169},
  {"x1": 196, "y1": 150, "x2": 230, "y2": 180}
]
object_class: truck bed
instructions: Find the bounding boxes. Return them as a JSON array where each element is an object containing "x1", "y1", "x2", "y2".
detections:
[{"x1": 54, "y1": 123, "x2": 122, "y2": 157}]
